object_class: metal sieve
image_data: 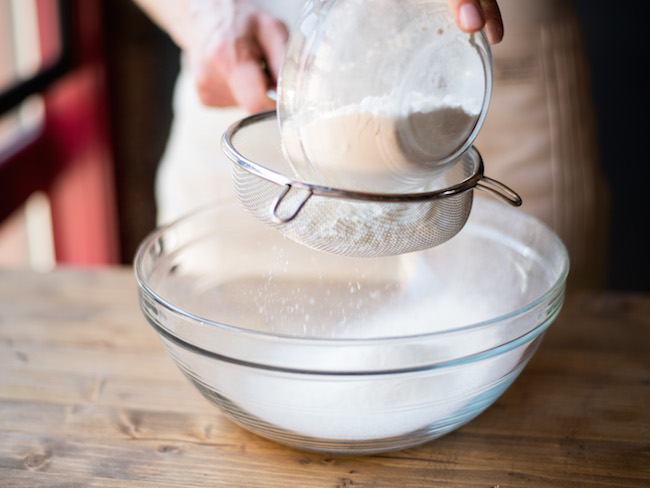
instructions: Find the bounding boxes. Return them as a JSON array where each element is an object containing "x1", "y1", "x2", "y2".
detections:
[{"x1": 222, "y1": 111, "x2": 521, "y2": 258}]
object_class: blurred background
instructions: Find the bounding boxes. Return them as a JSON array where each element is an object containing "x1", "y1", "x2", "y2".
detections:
[{"x1": 0, "y1": 0, "x2": 648, "y2": 291}]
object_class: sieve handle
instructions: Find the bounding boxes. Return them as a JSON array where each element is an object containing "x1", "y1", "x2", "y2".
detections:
[
  {"x1": 476, "y1": 176, "x2": 523, "y2": 207},
  {"x1": 270, "y1": 184, "x2": 313, "y2": 224}
]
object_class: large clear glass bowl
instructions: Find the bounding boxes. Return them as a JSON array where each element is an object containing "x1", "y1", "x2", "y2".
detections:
[{"x1": 134, "y1": 197, "x2": 568, "y2": 455}]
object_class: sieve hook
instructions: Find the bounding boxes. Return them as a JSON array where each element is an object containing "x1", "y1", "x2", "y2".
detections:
[
  {"x1": 270, "y1": 184, "x2": 313, "y2": 224},
  {"x1": 476, "y1": 176, "x2": 522, "y2": 207}
]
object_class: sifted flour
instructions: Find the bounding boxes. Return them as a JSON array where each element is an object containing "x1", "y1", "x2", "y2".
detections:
[{"x1": 148, "y1": 200, "x2": 562, "y2": 443}]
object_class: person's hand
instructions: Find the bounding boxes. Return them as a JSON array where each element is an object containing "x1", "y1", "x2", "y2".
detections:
[
  {"x1": 446, "y1": 0, "x2": 503, "y2": 44},
  {"x1": 186, "y1": 0, "x2": 288, "y2": 113},
  {"x1": 182, "y1": 0, "x2": 503, "y2": 115}
]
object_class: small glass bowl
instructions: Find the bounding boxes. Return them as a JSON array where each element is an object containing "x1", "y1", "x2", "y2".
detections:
[
  {"x1": 135, "y1": 198, "x2": 568, "y2": 455},
  {"x1": 278, "y1": 0, "x2": 493, "y2": 193}
]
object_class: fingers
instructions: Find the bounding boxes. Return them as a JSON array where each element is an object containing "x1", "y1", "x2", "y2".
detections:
[
  {"x1": 448, "y1": 0, "x2": 484, "y2": 31},
  {"x1": 191, "y1": 51, "x2": 238, "y2": 107},
  {"x1": 446, "y1": 0, "x2": 504, "y2": 44},
  {"x1": 188, "y1": 1, "x2": 286, "y2": 113},
  {"x1": 256, "y1": 14, "x2": 289, "y2": 84},
  {"x1": 192, "y1": 36, "x2": 275, "y2": 113},
  {"x1": 479, "y1": 0, "x2": 504, "y2": 44},
  {"x1": 224, "y1": 9, "x2": 288, "y2": 113},
  {"x1": 226, "y1": 15, "x2": 287, "y2": 113},
  {"x1": 228, "y1": 56, "x2": 277, "y2": 114}
]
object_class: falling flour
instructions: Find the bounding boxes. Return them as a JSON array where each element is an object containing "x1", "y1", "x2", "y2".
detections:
[
  {"x1": 180, "y1": 268, "x2": 527, "y2": 441},
  {"x1": 168, "y1": 223, "x2": 537, "y2": 441}
]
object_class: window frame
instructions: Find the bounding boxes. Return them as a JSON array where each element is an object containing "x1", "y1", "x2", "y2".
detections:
[{"x1": 0, "y1": 0, "x2": 120, "y2": 265}]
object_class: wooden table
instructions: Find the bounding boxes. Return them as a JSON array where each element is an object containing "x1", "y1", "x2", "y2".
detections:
[{"x1": 0, "y1": 267, "x2": 648, "y2": 487}]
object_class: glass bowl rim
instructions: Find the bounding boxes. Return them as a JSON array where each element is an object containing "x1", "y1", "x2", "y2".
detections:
[{"x1": 134, "y1": 199, "x2": 570, "y2": 347}]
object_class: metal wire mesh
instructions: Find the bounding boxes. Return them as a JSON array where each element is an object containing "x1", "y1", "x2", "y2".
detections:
[{"x1": 223, "y1": 112, "x2": 515, "y2": 258}]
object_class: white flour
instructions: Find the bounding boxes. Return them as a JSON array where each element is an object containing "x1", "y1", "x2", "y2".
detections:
[
  {"x1": 169, "y1": 227, "x2": 534, "y2": 441},
  {"x1": 284, "y1": 99, "x2": 478, "y2": 193},
  {"x1": 273, "y1": 101, "x2": 477, "y2": 257},
  {"x1": 183, "y1": 272, "x2": 526, "y2": 440}
]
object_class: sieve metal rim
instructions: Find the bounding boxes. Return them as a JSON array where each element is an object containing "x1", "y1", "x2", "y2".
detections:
[
  {"x1": 223, "y1": 111, "x2": 488, "y2": 204},
  {"x1": 223, "y1": 110, "x2": 521, "y2": 228}
]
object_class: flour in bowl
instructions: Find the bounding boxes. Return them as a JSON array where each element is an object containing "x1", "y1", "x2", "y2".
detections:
[{"x1": 282, "y1": 97, "x2": 478, "y2": 193}]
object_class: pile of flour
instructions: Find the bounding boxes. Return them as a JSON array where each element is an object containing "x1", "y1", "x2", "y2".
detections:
[{"x1": 174, "y1": 222, "x2": 532, "y2": 441}]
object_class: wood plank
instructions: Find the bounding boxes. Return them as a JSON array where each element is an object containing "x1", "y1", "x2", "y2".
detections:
[
  {"x1": 1, "y1": 429, "x2": 646, "y2": 488},
  {"x1": 0, "y1": 268, "x2": 648, "y2": 487}
]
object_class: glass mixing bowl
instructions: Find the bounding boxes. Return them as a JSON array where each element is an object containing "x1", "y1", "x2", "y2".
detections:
[{"x1": 135, "y1": 198, "x2": 568, "y2": 455}]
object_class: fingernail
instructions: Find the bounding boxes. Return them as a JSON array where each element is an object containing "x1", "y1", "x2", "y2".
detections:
[
  {"x1": 459, "y1": 4, "x2": 484, "y2": 32},
  {"x1": 484, "y1": 20, "x2": 504, "y2": 44}
]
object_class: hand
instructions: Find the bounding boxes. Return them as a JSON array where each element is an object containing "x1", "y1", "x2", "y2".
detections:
[
  {"x1": 186, "y1": 0, "x2": 288, "y2": 113},
  {"x1": 446, "y1": 0, "x2": 504, "y2": 44},
  {"x1": 183, "y1": 0, "x2": 502, "y2": 115}
]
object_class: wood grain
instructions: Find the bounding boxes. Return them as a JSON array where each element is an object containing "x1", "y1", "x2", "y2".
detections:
[{"x1": 0, "y1": 268, "x2": 648, "y2": 487}]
